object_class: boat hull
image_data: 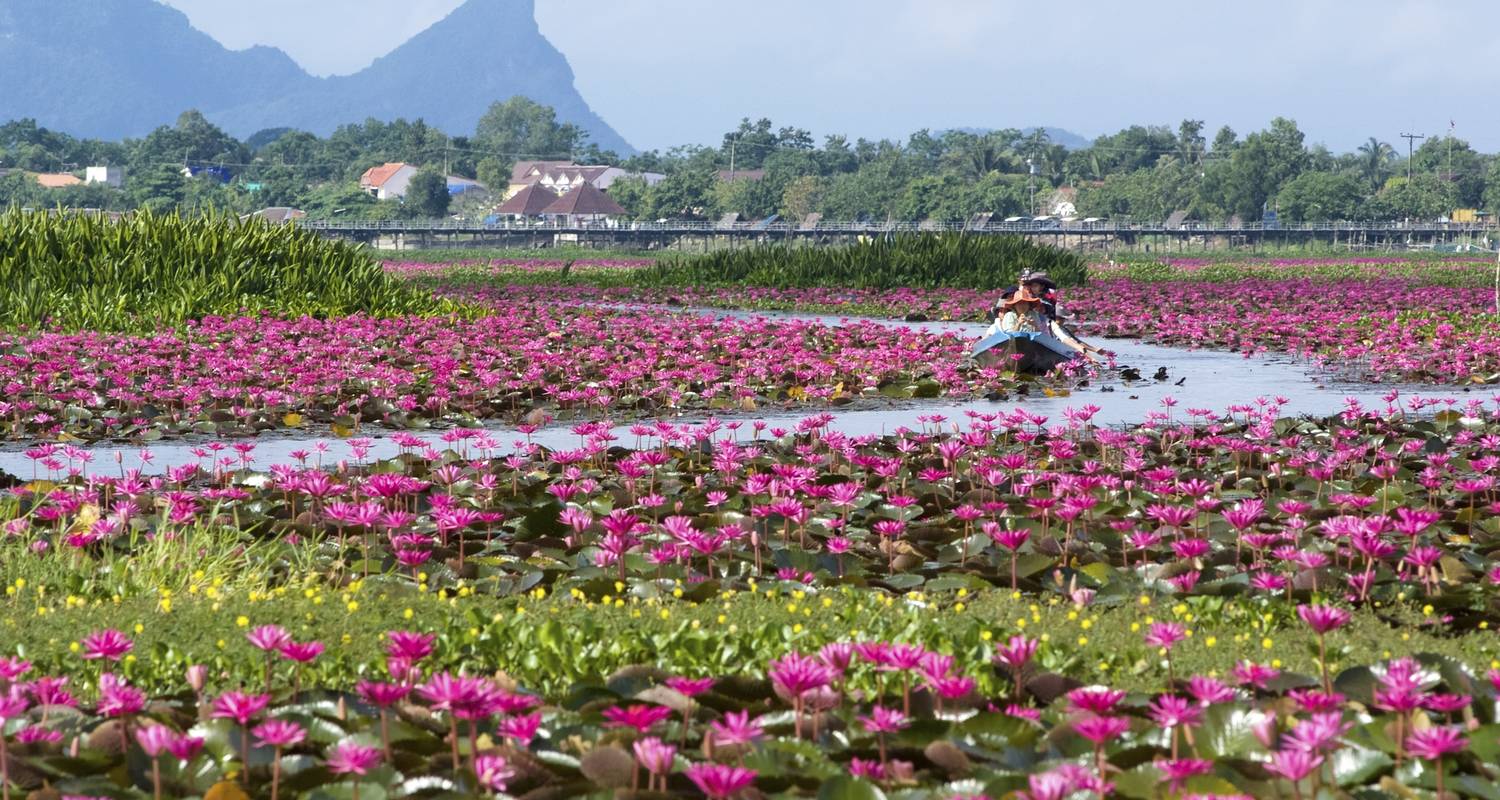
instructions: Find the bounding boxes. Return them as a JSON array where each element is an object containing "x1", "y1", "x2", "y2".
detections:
[{"x1": 971, "y1": 330, "x2": 1079, "y2": 373}]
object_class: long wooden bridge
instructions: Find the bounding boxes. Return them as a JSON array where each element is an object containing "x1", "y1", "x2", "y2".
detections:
[{"x1": 300, "y1": 218, "x2": 1500, "y2": 252}]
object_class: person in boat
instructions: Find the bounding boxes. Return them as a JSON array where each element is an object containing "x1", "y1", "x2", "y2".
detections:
[
  {"x1": 986, "y1": 281, "x2": 1101, "y2": 364},
  {"x1": 997, "y1": 271, "x2": 1111, "y2": 360}
]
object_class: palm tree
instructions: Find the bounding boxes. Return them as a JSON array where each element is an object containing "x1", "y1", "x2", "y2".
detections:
[{"x1": 1357, "y1": 137, "x2": 1395, "y2": 189}]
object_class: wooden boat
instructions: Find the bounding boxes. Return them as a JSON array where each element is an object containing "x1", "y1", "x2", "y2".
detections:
[{"x1": 970, "y1": 329, "x2": 1080, "y2": 373}]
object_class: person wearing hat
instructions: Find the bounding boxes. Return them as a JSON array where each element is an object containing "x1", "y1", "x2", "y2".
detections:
[{"x1": 1011, "y1": 270, "x2": 1111, "y2": 360}]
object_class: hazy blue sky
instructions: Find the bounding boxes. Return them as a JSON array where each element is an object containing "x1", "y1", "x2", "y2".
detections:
[{"x1": 159, "y1": 0, "x2": 1500, "y2": 152}]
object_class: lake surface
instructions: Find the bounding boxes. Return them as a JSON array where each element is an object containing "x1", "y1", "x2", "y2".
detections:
[{"x1": 0, "y1": 307, "x2": 1481, "y2": 477}]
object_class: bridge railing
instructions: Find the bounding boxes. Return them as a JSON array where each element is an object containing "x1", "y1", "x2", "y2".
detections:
[{"x1": 298, "y1": 219, "x2": 1500, "y2": 235}]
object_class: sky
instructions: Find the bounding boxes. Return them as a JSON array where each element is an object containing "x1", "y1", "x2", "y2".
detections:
[{"x1": 158, "y1": 0, "x2": 1500, "y2": 153}]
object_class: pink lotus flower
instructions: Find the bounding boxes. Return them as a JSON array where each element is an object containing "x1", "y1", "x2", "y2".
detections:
[
  {"x1": 473, "y1": 753, "x2": 514, "y2": 793},
  {"x1": 1072, "y1": 714, "x2": 1131, "y2": 744},
  {"x1": 167, "y1": 736, "x2": 205, "y2": 762},
  {"x1": 211, "y1": 691, "x2": 272, "y2": 725},
  {"x1": 326, "y1": 742, "x2": 382, "y2": 776},
  {"x1": 1297, "y1": 604, "x2": 1351, "y2": 634},
  {"x1": 96, "y1": 673, "x2": 145, "y2": 717},
  {"x1": 134, "y1": 724, "x2": 177, "y2": 758},
  {"x1": 709, "y1": 710, "x2": 765, "y2": 748},
  {"x1": 1265, "y1": 749, "x2": 1323, "y2": 782},
  {"x1": 685, "y1": 763, "x2": 757, "y2": 799},
  {"x1": 252, "y1": 719, "x2": 307, "y2": 748},
  {"x1": 664, "y1": 676, "x2": 716, "y2": 697},
  {"x1": 858, "y1": 705, "x2": 909, "y2": 734},
  {"x1": 280, "y1": 641, "x2": 324, "y2": 663},
  {"x1": 357, "y1": 680, "x2": 410, "y2": 707},
  {"x1": 1144, "y1": 622, "x2": 1187, "y2": 650},
  {"x1": 79, "y1": 629, "x2": 133, "y2": 661},
  {"x1": 601, "y1": 703, "x2": 674, "y2": 732},
  {"x1": 246, "y1": 625, "x2": 292, "y2": 653},
  {"x1": 992, "y1": 635, "x2": 1038, "y2": 670},
  {"x1": 386, "y1": 631, "x2": 436, "y2": 661},
  {"x1": 633, "y1": 736, "x2": 677, "y2": 777}
]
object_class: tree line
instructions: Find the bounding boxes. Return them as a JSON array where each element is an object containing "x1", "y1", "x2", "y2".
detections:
[{"x1": 1, "y1": 100, "x2": 1494, "y2": 223}]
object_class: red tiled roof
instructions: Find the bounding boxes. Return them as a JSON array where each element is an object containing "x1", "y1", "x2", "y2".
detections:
[
  {"x1": 34, "y1": 173, "x2": 82, "y2": 188},
  {"x1": 360, "y1": 162, "x2": 410, "y2": 189},
  {"x1": 540, "y1": 182, "x2": 626, "y2": 217}
]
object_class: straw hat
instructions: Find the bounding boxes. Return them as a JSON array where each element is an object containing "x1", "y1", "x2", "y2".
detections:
[{"x1": 998, "y1": 287, "x2": 1042, "y2": 309}]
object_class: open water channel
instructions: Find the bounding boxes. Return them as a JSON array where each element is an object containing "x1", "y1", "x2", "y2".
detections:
[{"x1": 0, "y1": 309, "x2": 1484, "y2": 476}]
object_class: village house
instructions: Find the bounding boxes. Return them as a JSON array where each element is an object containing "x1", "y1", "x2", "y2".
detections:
[
  {"x1": 33, "y1": 173, "x2": 83, "y2": 189},
  {"x1": 85, "y1": 166, "x2": 124, "y2": 188},
  {"x1": 505, "y1": 160, "x2": 662, "y2": 200},
  {"x1": 359, "y1": 162, "x2": 420, "y2": 201}
]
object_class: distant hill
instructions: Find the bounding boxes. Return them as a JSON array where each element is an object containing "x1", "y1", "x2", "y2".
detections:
[
  {"x1": 944, "y1": 127, "x2": 1092, "y2": 150},
  {"x1": 0, "y1": 0, "x2": 634, "y2": 153}
]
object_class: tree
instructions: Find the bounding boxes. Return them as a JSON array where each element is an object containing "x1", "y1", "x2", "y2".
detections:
[
  {"x1": 1214, "y1": 117, "x2": 1309, "y2": 219},
  {"x1": 780, "y1": 175, "x2": 824, "y2": 220},
  {"x1": 606, "y1": 175, "x2": 651, "y2": 219},
  {"x1": 406, "y1": 170, "x2": 451, "y2": 218},
  {"x1": 1412, "y1": 136, "x2": 1484, "y2": 207},
  {"x1": 474, "y1": 97, "x2": 583, "y2": 173},
  {"x1": 1356, "y1": 137, "x2": 1395, "y2": 190},
  {"x1": 1367, "y1": 174, "x2": 1458, "y2": 220},
  {"x1": 1210, "y1": 126, "x2": 1238, "y2": 154},
  {"x1": 644, "y1": 169, "x2": 716, "y2": 219},
  {"x1": 1275, "y1": 171, "x2": 1365, "y2": 221},
  {"x1": 476, "y1": 157, "x2": 511, "y2": 193},
  {"x1": 132, "y1": 110, "x2": 247, "y2": 176},
  {"x1": 129, "y1": 164, "x2": 188, "y2": 213},
  {"x1": 1177, "y1": 120, "x2": 1206, "y2": 166}
]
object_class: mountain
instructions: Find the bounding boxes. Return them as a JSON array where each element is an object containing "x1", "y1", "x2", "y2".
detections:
[
  {"x1": 944, "y1": 127, "x2": 1092, "y2": 150},
  {"x1": 0, "y1": 0, "x2": 633, "y2": 153}
]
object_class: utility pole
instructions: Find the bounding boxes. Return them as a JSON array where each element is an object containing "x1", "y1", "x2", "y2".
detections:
[{"x1": 1400, "y1": 132, "x2": 1425, "y2": 182}]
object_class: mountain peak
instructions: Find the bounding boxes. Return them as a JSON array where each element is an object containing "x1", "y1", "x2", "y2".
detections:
[{"x1": 0, "y1": 0, "x2": 631, "y2": 152}]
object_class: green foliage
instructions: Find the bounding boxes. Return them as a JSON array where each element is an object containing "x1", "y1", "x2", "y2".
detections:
[
  {"x1": 404, "y1": 170, "x2": 451, "y2": 219},
  {"x1": 0, "y1": 209, "x2": 448, "y2": 330},
  {"x1": 644, "y1": 233, "x2": 1086, "y2": 290},
  {"x1": 474, "y1": 96, "x2": 583, "y2": 176},
  {"x1": 1275, "y1": 171, "x2": 1366, "y2": 221}
]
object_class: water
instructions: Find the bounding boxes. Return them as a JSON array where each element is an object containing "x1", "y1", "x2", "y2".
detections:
[{"x1": 0, "y1": 308, "x2": 1482, "y2": 477}]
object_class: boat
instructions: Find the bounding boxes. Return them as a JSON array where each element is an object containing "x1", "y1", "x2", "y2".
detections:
[{"x1": 970, "y1": 329, "x2": 1080, "y2": 373}]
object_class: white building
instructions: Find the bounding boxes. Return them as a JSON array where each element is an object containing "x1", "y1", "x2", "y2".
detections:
[
  {"x1": 85, "y1": 166, "x2": 124, "y2": 188},
  {"x1": 359, "y1": 163, "x2": 420, "y2": 201}
]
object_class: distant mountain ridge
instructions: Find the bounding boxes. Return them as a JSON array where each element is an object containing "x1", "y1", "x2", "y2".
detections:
[
  {"x1": 0, "y1": 0, "x2": 634, "y2": 153},
  {"x1": 944, "y1": 127, "x2": 1092, "y2": 150}
]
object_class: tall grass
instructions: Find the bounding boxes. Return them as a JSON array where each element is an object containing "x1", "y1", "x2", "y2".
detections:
[
  {"x1": 642, "y1": 234, "x2": 1088, "y2": 289},
  {"x1": 0, "y1": 209, "x2": 449, "y2": 331}
]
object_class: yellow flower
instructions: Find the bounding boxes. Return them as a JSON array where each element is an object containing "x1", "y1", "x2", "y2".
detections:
[
  {"x1": 68, "y1": 642, "x2": 80, "y2": 653},
  {"x1": 1261, "y1": 637, "x2": 1273, "y2": 650},
  {"x1": 1138, "y1": 595, "x2": 1152, "y2": 606},
  {"x1": 1205, "y1": 637, "x2": 1217, "y2": 648},
  {"x1": 980, "y1": 630, "x2": 993, "y2": 641},
  {"x1": 954, "y1": 603, "x2": 966, "y2": 613},
  {"x1": 403, "y1": 608, "x2": 414, "y2": 620},
  {"x1": 1271, "y1": 659, "x2": 1282, "y2": 669},
  {"x1": 659, "y1": 609, "x2": 670, "y2": 620},
  {"x1": 792, "y1": 623, "x2": 803, "y2": 633},
  {"x1": 235, "y1": 615, "x2": 250, "y2": 627},
  {"x1": 346, "y1": 601, "x2": 359, "y2": 612},
  {"x1": 1077, "y1": 636, "x2": 1088, "y2": 646}
]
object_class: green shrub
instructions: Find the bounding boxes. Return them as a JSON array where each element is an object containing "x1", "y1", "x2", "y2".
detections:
[
  {"x1": 0, "y1": 208, "x2": 448, "y2": 330},
  {"x1": 643, "y1": 233, "x2": 1087, "y2": 290}
]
